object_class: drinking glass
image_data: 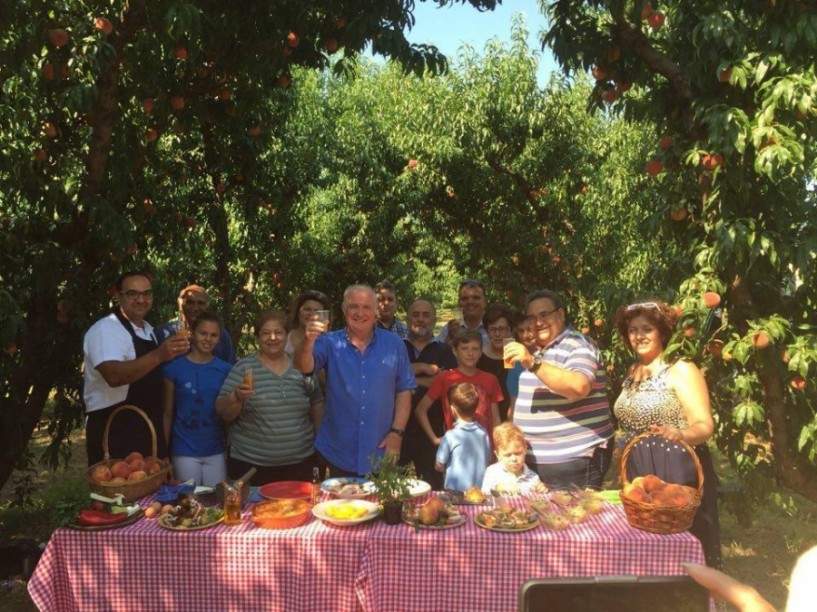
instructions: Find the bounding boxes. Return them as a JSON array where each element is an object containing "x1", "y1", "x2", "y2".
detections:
[{"x1": 503, "y1": 338, "x2": 516, "y2": 369}]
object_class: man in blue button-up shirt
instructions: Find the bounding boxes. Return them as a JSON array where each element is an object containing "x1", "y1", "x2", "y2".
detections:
[{"x1": 295, "y1": 284, "x2": 416, "y2": 476}]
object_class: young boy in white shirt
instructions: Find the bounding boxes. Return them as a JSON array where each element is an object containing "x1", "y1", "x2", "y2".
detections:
[{"x1": 482, "y1": 422, "x2": 547, "y2": 495}]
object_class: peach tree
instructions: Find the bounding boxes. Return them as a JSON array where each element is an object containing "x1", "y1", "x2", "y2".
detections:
[
  {"x1": 0, "y1": 0, "x2": 498, "y2": 493},
  {"x1": 541, "y1": 0, "x2": 817, "y2": 501}
]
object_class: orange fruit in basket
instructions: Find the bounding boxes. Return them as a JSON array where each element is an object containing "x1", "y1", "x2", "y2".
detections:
[
  {"x1": 111, "y1": 461, "x2": 133, "y2": 479},
  {"x1": 125, "y1": 451, "x2": 144, "y2": 464},
  {"x1": 649, "y1": 489, "x2": 670, "y2": 505},
  {"x1": 642, "y1": 475, "x2": 664, "y2": 493},
  {"x1": 110, "y1": 477, "x2": 127, "y2": 485},
  {"x1": 90, "y1": 465, "x2": 112, "y2": 482},
  {"x1": 128, "y1": 470, "x2": 147, "y2": 481},
  {"x1": 622, "y1": 484, "x2": 647, "y2": 503},
  {"x1": 128, "y1": 459, "x2": 145, "y2": 472}
]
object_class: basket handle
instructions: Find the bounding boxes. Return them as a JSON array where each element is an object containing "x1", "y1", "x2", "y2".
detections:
[
  {"x1": 619, "y1": 431, "x2": 704, "y2": 496},
  {"x1": 102, "y1": 404, "x2": 158, "y2": 460}
]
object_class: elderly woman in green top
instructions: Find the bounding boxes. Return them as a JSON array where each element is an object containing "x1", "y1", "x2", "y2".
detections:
[{"x1": 216, "y1": 309, "x2": 323, "y2": 485}]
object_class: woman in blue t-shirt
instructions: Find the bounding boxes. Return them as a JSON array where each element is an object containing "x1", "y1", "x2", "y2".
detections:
[{"x1": 163, "y1": 311, "x2": 232, "y2": 486}]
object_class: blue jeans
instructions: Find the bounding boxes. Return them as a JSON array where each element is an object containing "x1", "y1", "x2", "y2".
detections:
[{"x1": 528, "y1": 444, "x2": 612, "y2": 490}]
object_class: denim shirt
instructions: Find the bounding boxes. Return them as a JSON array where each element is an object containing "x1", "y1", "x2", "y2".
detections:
[{"x1": 313, "y1": 327, "x2": 416, "y2": 474}]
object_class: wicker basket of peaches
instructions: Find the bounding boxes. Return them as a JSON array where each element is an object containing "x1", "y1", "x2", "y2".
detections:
[
  {"x1": 619, "y1": 432, "x2": 703, "y2": 534},
  {"x1": 85, "y1": 405, "x2": 171, "y2": 501}
]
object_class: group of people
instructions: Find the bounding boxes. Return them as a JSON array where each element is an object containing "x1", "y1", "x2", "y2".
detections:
[{"x1": 82, "y1": 273, "x2": 721, "y2": 567}]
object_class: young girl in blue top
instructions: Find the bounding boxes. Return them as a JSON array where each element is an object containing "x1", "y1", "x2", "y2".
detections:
[{"x1": 163, "y1": 312, "x2": 232, "y2": 486}]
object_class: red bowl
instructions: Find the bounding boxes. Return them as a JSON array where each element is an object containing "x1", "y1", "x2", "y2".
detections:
[
  {"x1": 259, "y1": 481, "x2": 312, "y2": 500},
  {"x1": 252, "y1": 499, "x2": 311, "y2": 529}
]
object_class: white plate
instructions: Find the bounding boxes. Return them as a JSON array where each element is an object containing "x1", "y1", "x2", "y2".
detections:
[
  {"x1": 369, "y1": 479, "x2": 431, "y2": 498},
  {"x1": 312, "y1": 499, "x2": 381, "y2": 526},
  {"x1": 321, "y1": 477, "x2": 375, "y2": 499}
]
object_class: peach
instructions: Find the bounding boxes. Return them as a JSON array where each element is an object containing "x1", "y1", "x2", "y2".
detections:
[
  {"x1": 623, "y1": 486, "x2": 647, "y2": 503},
  {"x1": 124, "y1": 451, "x2": 144, "y2": 464},
  {"x1": 631, "y1": 476, "x2": 646, "y2": 489},
  {"x1": 128, "y1": 459, "x2": 146, "y2": 472},
  {"x1": 147, "y1": 462, "x2": 163, "y2": 475},
  {"x1": 643, "y1": 475, "x2": 664, "y2": 493},
  {"x1": 90, "y1": 465, "x2": 112, "y2": 482},
  {"x1": 127, "y1": 470, "x2": 147, "y2": 481},
  {"x1": 161, "y1": 504, "x2": 174, "y2": 515},
  {"x1": 111, "y1": 461, "x2": 133, "y2": 479},
  {"x1": 663, "y1": 483, "x2": 683, "y2": 496},
  {"x1": 110, "y1": 476, "x2": 127, "y2": 485}
]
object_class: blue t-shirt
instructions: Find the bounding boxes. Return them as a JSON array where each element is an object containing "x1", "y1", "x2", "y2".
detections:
[
  {"x1": 313, "y1": 327, "x2": 416, "y2": 475},
  {"x1": 435, "y1": 421, "x2": 491, "y2": 492},
  {"x1": 163, "y1": 356, "x2": 231, "y2": 457}
]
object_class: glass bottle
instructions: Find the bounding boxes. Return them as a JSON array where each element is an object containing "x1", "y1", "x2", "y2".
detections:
[
  {"x1": 311, "y1": 467, "x2": 321, "y2": 506},
  {"x1": 223, "y1": 480, "x2": 242, "y2": 525}
]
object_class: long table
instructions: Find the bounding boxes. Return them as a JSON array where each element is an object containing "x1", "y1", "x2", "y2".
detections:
[{"x1": 29, "y1": 495, "x2": 705, "y2": 611}]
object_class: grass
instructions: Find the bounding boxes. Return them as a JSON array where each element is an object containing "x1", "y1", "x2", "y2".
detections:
[{"x1": 2, "y1": 406, "x2": 816, "y2": 610}]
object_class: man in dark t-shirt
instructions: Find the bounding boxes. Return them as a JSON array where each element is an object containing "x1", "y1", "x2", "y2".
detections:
[{"x1": 400, "y1": 298, "x2": 457, "y2": 490}]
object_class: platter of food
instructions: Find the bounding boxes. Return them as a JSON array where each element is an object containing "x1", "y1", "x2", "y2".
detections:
[
  {"x1": 444, "y1": 487, "x2": 489, "y2": 505},
  {"x1": 157, "y1": 497, "x2": 225, "y2": 531},
  {"x1": 474, "y1": 508, "x2": 540, "y2": 533},
  {"x1": 312, "y1": 499, "x2": 381, "y2": 526},
  {"x1": 403, "y1": 497, "x2": 468, "y2": 530},
  {"x1": 321, "y1": 477, "x2": 375, "y2": 499},
  {"x1": 259, "y1": 481, "x2": 313, "y2": 500},
  {"x1": 67, "y1": 509, "x2": 144, "y2": 531},
  {"x1": 252, "y1": 499, "x2": 312, "y2": 529}
]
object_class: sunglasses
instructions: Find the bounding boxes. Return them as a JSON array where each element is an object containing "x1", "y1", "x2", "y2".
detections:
[
  {"x1": 626, "y1": 302, "x2": 660, "y2": 311},
  {"x1": 458, "y1": 279, "x2": 485, "y2": 290}
]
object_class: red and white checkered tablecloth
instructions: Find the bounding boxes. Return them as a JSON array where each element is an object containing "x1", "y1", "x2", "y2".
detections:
[
  {"x1": 29, "y1": 496, "x2": 704, "y2": 612},
  {"x1": 354, "y1": 500, "x2": 705, "y2": 612},
  {"x1": 28, "y1": 498, "x2": 371, "y2": 612}
]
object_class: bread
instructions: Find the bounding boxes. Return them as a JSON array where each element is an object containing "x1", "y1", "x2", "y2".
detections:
[{"x1": 464, "y1": 487, "x2": 485, "y2": 503}]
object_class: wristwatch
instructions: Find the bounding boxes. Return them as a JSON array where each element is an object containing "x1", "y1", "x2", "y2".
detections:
[
  {"x1": 389, "y1": 427, "x2": 405, "y2": 437},
  {"x1": 527, "y1": 358, "x2": 543, "y2": 373}
]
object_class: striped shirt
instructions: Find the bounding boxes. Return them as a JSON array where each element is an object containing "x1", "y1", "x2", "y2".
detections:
[
  {"x1": 513, "y1": 326, "x2": 613, "y2": 464},
  {"x1": 219, "y1": 354, "x2": 322, "y2": 467}
]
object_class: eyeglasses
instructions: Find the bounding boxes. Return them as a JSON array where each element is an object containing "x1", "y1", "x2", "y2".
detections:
[
  {"x1": 626, "y1": 302, "x2": 660, "y2": 311},
  {"x1": 487, "y1": 325, "x2": 510, "y2": 335},
  {"x1": 121, "y1": 290, "x2": 153, "y2": 300},
  {"x1": 532, "y1": 307, "x2": 561, "y2": 322}
]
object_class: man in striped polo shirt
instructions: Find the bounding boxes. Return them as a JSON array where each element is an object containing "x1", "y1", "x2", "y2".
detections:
[{"x1": 505, "y1": 290, "x2": 613, "y2": 490}]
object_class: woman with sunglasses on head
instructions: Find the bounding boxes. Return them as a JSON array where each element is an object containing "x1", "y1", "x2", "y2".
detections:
[
  {"x1": 285, "y1": 290, "x2": 330, "y2": 357},
  {"x1": 613, "y1": 299, "x2": 722, "y2": 568},
  {"x1": 162, "y1": 311, "x2": 231, "y2": 486}
]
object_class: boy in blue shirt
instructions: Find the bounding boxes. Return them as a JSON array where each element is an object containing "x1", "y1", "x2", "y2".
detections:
[{"x1": 435, "y1": 382, "x2": 491, "y2": 492}]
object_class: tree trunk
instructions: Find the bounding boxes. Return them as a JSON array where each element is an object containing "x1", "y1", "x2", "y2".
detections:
[{"x1": 760, "y1": 366, "x2": 817, "y2": 502}]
